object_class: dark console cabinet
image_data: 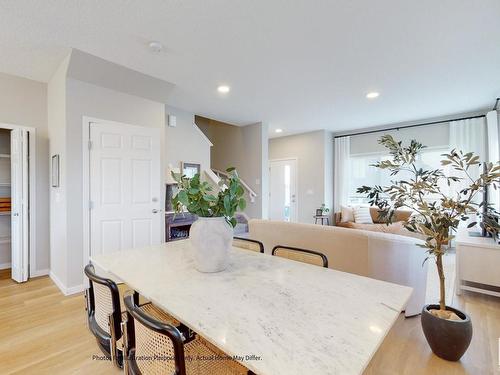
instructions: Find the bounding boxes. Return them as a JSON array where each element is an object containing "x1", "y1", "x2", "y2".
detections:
[{"x1": 165, "y1": 212, "x2": 197, "y2": 242}]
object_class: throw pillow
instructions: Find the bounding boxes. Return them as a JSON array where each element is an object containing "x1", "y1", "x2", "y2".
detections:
[
  {"x1": 340, "y1": 205, "x2": 355, "y2": 222},
  {"x1": 353, "y1": 206, "x2": 373, "y2": 224}
]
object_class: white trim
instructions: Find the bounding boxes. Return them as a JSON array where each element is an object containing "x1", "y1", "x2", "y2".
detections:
[
  {"x1": 49, "y1": 271, "x2": 64, "y2": 293},
  {"x1": 268, "y1": 157, "x2": 299, "y2": 223},
  {"x1": 269, "y1": 157, "x2": 299, "y2": 163},
  {"x1": 30, "y1": 268, "x2": 49, "y2": 277},
  {"x1": 66, "y1": 284, "x2": 85, "y2": 295},
  {"x1": 460, "y1": 285, "x2": 500, "y2": 298},
  {"x1": 0, "y1": 262, "x2": 11, "y2": 270},
  {"x1": 0, "y1": 122, "x2": 37, "y2": 279},
  {"x1": 82, "y1": 117, "x2": 91, "y2": 276},
  {"x1": 192, "y1": 123, "x2": 213, "y2": 147},
  {"x1": 50, "y1": 271, "x2": 84, "y2": 295}
]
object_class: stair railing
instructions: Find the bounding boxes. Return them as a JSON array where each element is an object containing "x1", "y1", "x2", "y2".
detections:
[{"x1": 206, "y1": 168, "x2": 257, "y2": 203}]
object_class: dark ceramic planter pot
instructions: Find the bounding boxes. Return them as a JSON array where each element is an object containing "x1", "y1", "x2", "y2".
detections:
[{"x1": 421, "y1": 304, "x2": 473, "y2": 361}]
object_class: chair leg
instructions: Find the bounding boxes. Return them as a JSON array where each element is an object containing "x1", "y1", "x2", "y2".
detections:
[
  {"x1": 108, "y1": 314, "x2": 119, "y2": 368},
  {"x1": 84, "y1": 289, "x2": 90, "y2": 329},
  {"x1": 121, "y1": 320, "x2": 129, "y2": 374}
]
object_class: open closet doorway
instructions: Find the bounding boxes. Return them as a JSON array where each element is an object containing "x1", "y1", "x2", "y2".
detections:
[{"x1": 0, "y1": 124, "x2": 32, "y2": 283}]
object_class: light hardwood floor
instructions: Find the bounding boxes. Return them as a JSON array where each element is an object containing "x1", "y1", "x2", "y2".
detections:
[
  {"x1": 1, "y1": 269, "x2": 499, "y2": 374},
  {"x1": 0, "y1": 270, "x2": 121, "y2": 375}
]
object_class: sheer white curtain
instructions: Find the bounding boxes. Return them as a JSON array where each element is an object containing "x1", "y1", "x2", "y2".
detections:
[
  {"x1": 449, "y1": 117, "x2": 487, "y2": 208},
  {"x1": 486, "y1": 110, "x2": 499, "y2": 210},
  {"x1": 334, "y1": 136, "x2": 351, "y2": 213}
]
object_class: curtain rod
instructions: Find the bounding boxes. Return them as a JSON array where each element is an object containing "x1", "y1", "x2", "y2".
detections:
[{"x1": 333, "y1": 114, "x2": 486, "y2": 139}]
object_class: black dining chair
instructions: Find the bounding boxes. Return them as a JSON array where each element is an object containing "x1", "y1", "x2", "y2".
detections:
[
  {"x1": 122, "y1": 293, "x2": 248, "y2": 375},
  {"x1": 271, "y1": 245, "x2": 329, "y2": 268},
  {"x1": 84, "y1": 264, "x2": 180, "y2": 369},
  {"x1": 84, "y1": 264, "x2": 126, "y2": 368},
  {"x1": 233, "y1": 237, "x2": 265, "y2": 253}
]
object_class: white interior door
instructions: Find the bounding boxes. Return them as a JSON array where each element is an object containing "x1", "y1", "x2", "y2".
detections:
[
  {"x1": 11, "y1": 129, "x2": 29, "y2": 282},
  {"x1": 269, "y1": 159, "x2": 297, "y2": 222},
  {"x1": 90, "y1": 122, "x2": 162, "y2": 257}
]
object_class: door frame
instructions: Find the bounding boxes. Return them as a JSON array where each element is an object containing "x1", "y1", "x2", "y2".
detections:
[
  {"x1": 0, "y1": 122, "x2": 37, "y2": 277},
  {"x1": 269, "y1": 157, "x2": 299, "y2": 222},
  {"x1": 81, "y1": 116, "x2": 165, "y2": 269}
]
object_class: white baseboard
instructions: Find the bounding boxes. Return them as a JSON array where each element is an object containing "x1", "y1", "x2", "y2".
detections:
[
  {"x1": 49, "y1": 271, "x2": 84, "y2": 296},
  {"x1": 66, "y1": 283, "x2": 85, "y2": 295},
  {"x1": 31, "y1": 268, "x2": 49, "y2": 278},
  {"x1": 0, "y1": 262, "x2": 11, "y2": 270}
]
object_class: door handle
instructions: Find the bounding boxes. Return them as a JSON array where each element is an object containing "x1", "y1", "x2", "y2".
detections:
[{"x1": 152, "y1": 209, "x2": 160, "y2": 214}]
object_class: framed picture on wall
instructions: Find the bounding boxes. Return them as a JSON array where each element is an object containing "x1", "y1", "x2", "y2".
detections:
[
  {"x1": 181, "y1": 162, "x2": 201, "y2": 179},
  {"x1": 165, "y1": 183, "x2": 179, "y2": 212},
  {"x1": 51, "y1": 154, "x2": 60, "y2": 187}
]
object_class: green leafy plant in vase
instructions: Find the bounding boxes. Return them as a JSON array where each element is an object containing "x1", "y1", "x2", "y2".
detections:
[
  {"x1": 357, "y1": 135, "x2": 500, "y2": 361},
  {"x1": 171, "y1": 167, "x2": 247, "y2": 273}
]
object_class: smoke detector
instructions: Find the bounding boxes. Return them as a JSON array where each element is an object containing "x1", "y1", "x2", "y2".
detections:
[{"x1": 148, "y1": 41, "x2": 163, "y2": 53}]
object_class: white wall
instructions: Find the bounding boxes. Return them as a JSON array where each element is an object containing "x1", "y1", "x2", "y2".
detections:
[
  {"x1": 260, "y1": 122, "x2": 269, "y2": 220},
  {"x1": 241, "y1": 122, "x2": 268, "y2": 219},
  {"x1": 47, "y1": 55, "x2": 70, "y2": 286},
  {"x1": 0, "y1": 72, "x2": 50, "y2": 276},
  {"x1": 64, "y1": 78, "x2": 166, "y2": 290},
  {"x1": 165, "y1": 105, "x2": 211, "y2": 182},
  {"x1": 46, "y1": 50, "x2": 215, "y2": 293},
  {"x1": 67, "y1": 49, "x2": 175, "y2": 104},
  {"x1": 323, "y1": 131, "x2": 334, "y2": 214},
  {"x1": 349, "y1": 122, "x2": 449, "y2": 155},
  {"x1": 269, "y1": 130, "x2": 333, "y2": 224}
]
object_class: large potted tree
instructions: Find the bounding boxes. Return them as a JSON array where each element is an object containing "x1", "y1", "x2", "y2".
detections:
[
  {"x1": 358, "y1": 135, "x2": 500, "y2": 361},
  {"x1": 171, "y1": 167, "x2": 246, "y2": 273}
]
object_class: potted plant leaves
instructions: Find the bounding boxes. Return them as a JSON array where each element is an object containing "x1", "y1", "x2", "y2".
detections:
[
  {"x1": 358, "y1": 135, "x2": 500, "y2": 361},
  {"x1": 171, "y1": 167, "x2": 246, "y2": 273}
]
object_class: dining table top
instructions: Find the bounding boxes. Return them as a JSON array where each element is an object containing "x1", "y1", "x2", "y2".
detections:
[{"x1": 90, "y1": 239, "x2": 412, "y2": 375}]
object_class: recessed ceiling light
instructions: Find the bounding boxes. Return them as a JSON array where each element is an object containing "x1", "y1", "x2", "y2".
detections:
[
  {"x1": 148, "y1": 41, "x2": 163, "y2": 53},
  {"x1": 217, "y1": 85, "x2": 230, "y2": 94},
  {"x1": 275, "y1": 128, "x2": 283, "y2": 133},
  {"x1": 366, "y1": 92, "x2": 380, "y2": 99}
]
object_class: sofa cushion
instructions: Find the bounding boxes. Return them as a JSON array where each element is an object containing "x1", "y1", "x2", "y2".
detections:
[
  {"x1": 369, "y1": 206, "x2": 413, "y2": 223},
  {"x1": 353, "y1": 206, "x2": 373, "y2": 224},
  {"x1": 335, "y1": 207, "x2": 414, "y2": 225},
  {"x1": 340, "y1": 205, "x2": 354, "y2": 222},
  {"x1": 337, "y1": 220, "x2": 424, "y2": 239}
]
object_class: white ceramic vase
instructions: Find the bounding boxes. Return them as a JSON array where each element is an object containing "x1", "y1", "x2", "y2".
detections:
[{"x1": 190, "y1": 216, "x2": 232, "y2": 273}]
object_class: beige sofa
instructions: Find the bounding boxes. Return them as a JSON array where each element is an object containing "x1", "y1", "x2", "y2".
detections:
[
  {"x1": 249, "y1": 219, "x2": 428, "y2": 317},
  {"x1": 334, "y1": 207, "x2": 422, "y2": 237}
]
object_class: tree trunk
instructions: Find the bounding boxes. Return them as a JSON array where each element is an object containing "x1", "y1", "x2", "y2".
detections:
[{"x1": 436, "y1": 251, "x2": 446, "y2": 311}]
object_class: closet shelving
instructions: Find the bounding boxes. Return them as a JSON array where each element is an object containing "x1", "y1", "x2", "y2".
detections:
[{"x1": 0, "y1": 129, "x2": 11, "y2": 268}]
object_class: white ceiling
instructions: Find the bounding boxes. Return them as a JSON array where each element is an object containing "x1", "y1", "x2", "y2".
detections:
[{"x1": 1, "y1": 0, "x2": 499, "y2": 137}]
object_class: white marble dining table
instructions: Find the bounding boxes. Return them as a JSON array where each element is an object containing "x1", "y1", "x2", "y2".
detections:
[{"x1": 90, "y1": 239, "x2": 412, "y2": 375}]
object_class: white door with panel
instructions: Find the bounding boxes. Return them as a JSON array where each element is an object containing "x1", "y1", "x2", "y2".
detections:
[
  {"x1": 269, "y1": 159, "x2": 297, "y2": 222},
  {"x1": 11, "y1": 129, "x2": 29, "y2": 282},
  {"x1": 90, "y1": 122, "x2": 162, "y2": 257}
]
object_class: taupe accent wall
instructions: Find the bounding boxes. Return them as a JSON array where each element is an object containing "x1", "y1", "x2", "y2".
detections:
[{"x1": 195, "y1": 116, "x2": 268, "y2": 219}]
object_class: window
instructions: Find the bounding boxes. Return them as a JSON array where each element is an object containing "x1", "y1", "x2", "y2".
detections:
[{"x1": 348, "y1": 147, "x2": 450, "y2": 205}]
